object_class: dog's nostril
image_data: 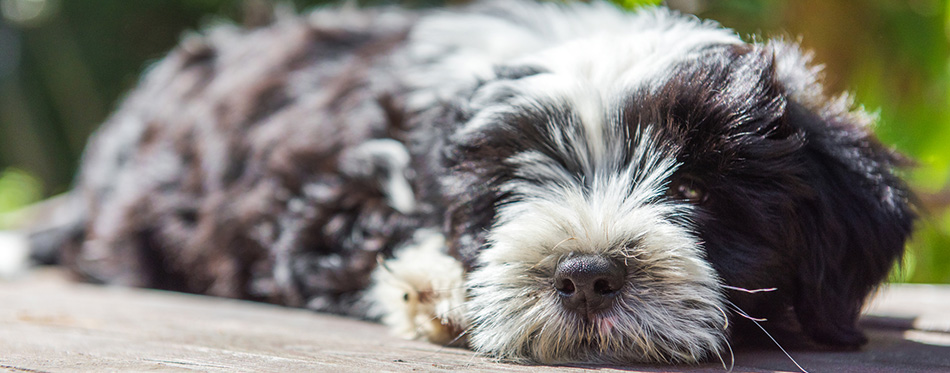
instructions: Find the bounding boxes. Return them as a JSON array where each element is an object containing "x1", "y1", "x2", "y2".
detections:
[
  {"x1": 556, "y1": 278, "x2": 576, "y2": 295},
  {"x1": 593, "y1": 278, "x2": 616, "y2": 295},
  {"x1": 553, "y1": 254, "x2": 626, "y2": 314}
]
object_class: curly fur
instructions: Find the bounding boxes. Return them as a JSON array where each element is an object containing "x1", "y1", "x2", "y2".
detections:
[{"x1": 33, "y1": 0, "x2": 915, "y2": 365}]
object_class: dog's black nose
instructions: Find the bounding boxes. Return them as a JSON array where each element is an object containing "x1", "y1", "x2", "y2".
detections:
[{"x1": 553, "y1": 254, "x2": 625, "y2": 315}]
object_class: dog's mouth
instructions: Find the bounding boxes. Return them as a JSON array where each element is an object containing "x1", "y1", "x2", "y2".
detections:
[
  {"x1": 573, "y1": 307, "x2": 620, "y2": 323},
  {"x1": 574, "y1": 311, "x2": 624, "y2": 336}
]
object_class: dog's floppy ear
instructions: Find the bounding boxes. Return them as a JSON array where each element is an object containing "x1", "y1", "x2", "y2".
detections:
[
  {"x1": 772, "y1": 42, "x2": 916, "y2": 347},
  {"x1": 426, "y1": 63, "x2": 551, "y2": 269}
]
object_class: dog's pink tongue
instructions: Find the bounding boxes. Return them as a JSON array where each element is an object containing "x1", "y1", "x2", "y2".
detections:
[{"x1": 598, "y1": 314, "x2": 619, "y2": 335}]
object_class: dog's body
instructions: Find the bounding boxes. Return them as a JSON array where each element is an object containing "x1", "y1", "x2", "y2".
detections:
[{"x1": 36, "y1": 0, "x2": 915, "y2": 365}]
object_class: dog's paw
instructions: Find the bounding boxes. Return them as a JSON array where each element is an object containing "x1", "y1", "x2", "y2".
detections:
[{"x1": 368, "y1": 229, "x2": 468, "y2": 346}]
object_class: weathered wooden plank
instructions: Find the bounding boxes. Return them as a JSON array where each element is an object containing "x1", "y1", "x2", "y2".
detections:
[{"x1": 1, "y1": 269, "x2": 949, "y2": 372}]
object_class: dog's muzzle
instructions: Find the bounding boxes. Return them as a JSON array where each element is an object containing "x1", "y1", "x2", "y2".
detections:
[{"x1": 553, "y1": 254, "x2": 626, "y2": 316}]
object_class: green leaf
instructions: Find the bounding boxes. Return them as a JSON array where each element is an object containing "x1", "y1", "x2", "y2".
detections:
[
  {"x1": 0, "y1": 168, "x2": 42, "y2": 229},
  {"x1": 609, "y1": 0, "x2": 663, "y2": 10}
]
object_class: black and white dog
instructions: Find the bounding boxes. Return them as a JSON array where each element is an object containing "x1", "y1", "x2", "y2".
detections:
[{"x1": 21, "y1": 0, "x2": 916, "y2": 365}]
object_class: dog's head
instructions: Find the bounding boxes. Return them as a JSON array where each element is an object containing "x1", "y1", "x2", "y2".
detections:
[{"x1": 426, "y1": 16, "x2": 915, "y2": 363}]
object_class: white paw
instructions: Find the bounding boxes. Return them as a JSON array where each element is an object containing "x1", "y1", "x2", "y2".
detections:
[{"x1": 368, "y1": 229, "x2": 467, "y2": 345}]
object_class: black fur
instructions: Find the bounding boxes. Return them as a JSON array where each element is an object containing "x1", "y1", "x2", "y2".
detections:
[{"x1": 618, "y1": 44, "x2": 915, "y2": 348}]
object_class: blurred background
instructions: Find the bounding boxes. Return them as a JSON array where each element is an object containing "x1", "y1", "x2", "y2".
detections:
[{"x1": 0, "y1": 0, "x2": 947, "y2": 283}]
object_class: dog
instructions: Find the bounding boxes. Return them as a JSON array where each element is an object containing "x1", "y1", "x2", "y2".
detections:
[{"x1": 19, "y1": 0, "x2": 915, "y2": 365}]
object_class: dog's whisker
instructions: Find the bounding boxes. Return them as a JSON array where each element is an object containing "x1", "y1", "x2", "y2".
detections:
[
  {"x1": 463, "y1": 345, "x2": 488, "y2": 366},
  {"x1": 551, "y1": 236, "x2": 577, "y2": 253},
  {"x1": 526, "y1": 261, "x2": 548, "y2": 273},
  {"x1": 448, "y1": 325, "x2": 473, "y2": 346},
  {"x1": 714, "y1": 333, "x2": 736, "y2": 373},
  {"x1": 709, "y1": 303, "x2": 736, "y2": 372},
  {"x1": 722, "y1": 285, "x2": 778, "y2": 294},
  {"x1": 714, "y1": 303, "x2": 729, "y2": 330},
  {"x1": 729, "y1": 306, "x2": 768, "y2": 322},
  {"x1": 725, "y1": 301, "x2": 769, "y2": 322},
  {"x1": 728, "y1": 302, "x2": 808, "y2": 373}
]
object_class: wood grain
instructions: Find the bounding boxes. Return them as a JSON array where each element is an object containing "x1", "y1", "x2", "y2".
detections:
[{"x1": 2, "y1": 269, "x2": 949, "y2": 372}]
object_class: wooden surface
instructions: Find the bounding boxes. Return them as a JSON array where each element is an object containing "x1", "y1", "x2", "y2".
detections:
[{"x1": 2, "y1": 269, "x2": 949, "y2": 373}]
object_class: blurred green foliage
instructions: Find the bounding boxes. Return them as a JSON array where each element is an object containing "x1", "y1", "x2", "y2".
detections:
[
  {"x1": 695, "y1": 0, "x2": 950, "y2": 283},
  {"x1": 0, "y1": 0, "x2": 947, "y2": 282},
  {"x1": 612, "y1": 0, "x2": 663, "y2": 9},
  {"x1": 0, "y1": 168, "x2": 41, "y2": 228}
]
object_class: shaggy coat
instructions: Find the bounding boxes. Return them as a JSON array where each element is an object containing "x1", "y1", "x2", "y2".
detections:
[{"x1": 41, "y1": 0, "x2": 915, "y2": 365}]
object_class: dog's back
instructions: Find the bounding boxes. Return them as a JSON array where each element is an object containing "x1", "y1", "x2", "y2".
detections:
[{"x1": 50, "y1": 7, "x2": 422, "y2": 315}]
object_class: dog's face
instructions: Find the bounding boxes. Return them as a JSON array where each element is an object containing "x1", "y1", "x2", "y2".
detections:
[{"x1": 425, "y1": 37, "x2": 914, "y2": 363}]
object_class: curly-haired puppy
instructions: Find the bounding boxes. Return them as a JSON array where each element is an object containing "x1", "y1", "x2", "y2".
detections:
[{"x1": 24, "y1": 0, "x2": 915, "y2": 365}]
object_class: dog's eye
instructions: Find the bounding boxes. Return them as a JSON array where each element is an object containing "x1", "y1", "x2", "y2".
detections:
[{"x1": 669, "y1": 177, "x2": 707, "y2": 203}]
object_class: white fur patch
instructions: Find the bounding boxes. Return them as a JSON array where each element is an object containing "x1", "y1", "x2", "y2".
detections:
[
  {"x1": 368, "y1": 230, "x2": 467, "y2": 345},
  {"x1": 339, "y1": 139, "x2": 417, "y2": 214},
  {"x1": 402, "y1": 1, "x2": 740, "y2": 112}
]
